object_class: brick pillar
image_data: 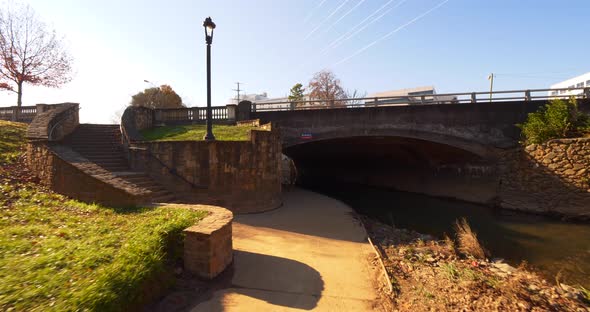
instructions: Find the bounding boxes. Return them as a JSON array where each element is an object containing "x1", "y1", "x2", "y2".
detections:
[
  {"x1": 36, "y1": 104, "x2": 49, "y2": 113},
  {"x1": 237, "y1": 100, "x2": 252, "y2": 121}
]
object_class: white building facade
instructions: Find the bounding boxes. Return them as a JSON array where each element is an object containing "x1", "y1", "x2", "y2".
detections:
[
  {"x1": 365, "y1": 86, "x2": 457, "y2": 106},
  {"x1": 549, "y1": 72, "x2": 590, "y2": 97}
]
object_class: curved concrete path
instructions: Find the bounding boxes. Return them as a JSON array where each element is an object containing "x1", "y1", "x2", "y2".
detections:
[{"x1": 189, "y1": 188, "x2": 384, "y2": 311}]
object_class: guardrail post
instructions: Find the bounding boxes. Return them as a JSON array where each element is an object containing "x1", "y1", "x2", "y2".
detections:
[
  {"x1": 420, "y1": 95, "x2": 425, "y2": 105},
  {"x1": 584, "y1": 87, "x2": 590, "y2": 99},
  {"x1": 290, "y1": 102, "x2": 296, "y2": 111},
  {"x1": 525, "y1": 90, "x2": 531, "y2": 102},
  {"x1": 470, "y1": 93, "x2": 476, "y2": 104},
  {"x1": 373, "y1": 97, "x2": 378, "y2": 107}
]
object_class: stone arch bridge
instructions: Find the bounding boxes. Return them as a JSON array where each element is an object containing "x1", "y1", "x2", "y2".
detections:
[{"x1": 250, "y1": 99, "x2": 589, "y2": 160}]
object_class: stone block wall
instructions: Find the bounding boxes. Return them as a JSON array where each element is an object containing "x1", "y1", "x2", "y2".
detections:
[
  {"x1": 498, "y1": 138, "x2": 590, "y2": 219},
  {"x1": 182, "y1": 205, "x2": 233, "y2": 279},
  {"x1": 121, "y1": 106, "x2": 154, "y2": 144},
  {"x1": 27, "y1": 103, "x2": 79, "y2": 141},
  {"x1": 25, "y1": 103, "x2": 150, "y2": 207},
  {"x1": 26, "y1": 142, "x2": 150, "y2": 207},
  {"x1": 129, "y1": 128, "x2": 282, "y2": 213}
]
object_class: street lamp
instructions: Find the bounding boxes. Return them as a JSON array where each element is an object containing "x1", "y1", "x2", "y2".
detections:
[
  {"x1": 143, "y1": 79, "x2": 158, "y2": 108},
  {"x1": 203, "y1": 17, "x2": 216, "y2": 141}
]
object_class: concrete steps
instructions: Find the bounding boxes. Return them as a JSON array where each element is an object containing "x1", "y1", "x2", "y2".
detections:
[{"x1": 64, "y1": 124, "x2": 179, "y2": 204}]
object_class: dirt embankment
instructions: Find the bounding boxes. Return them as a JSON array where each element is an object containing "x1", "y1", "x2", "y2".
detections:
[{"x1": 361, "y1": 216, "x2": 590, "y2": 312}]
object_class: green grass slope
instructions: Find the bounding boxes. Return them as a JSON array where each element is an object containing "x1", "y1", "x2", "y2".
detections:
[
  {"x1": 0, "y1": 120, "x2": 206, "y2": 311},
  {"x1": 140, "y1": 124, "x2": 259, "y2": 141},
  {"x1": 0, "y1": 120, "x2": 28, "y2": 163}
]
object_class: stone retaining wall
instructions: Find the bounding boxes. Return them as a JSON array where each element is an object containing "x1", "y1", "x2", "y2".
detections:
[
  {"x1": 499, "y1": 138, "x2": 590, "y2": 219},
  {"x1": 26, "y1": 142, "x2": 150, "y2": 207},
  {"x1": 129, "y1": 129, "x2": 282, "y2": 213}
]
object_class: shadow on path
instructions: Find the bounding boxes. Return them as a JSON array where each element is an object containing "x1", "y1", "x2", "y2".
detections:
[
  {"x1": 156, "y1": 250, "x2": 324, "y2": 312},
  {"x1": 235, "y1": 188, "x2": 368, "y2": 243}
]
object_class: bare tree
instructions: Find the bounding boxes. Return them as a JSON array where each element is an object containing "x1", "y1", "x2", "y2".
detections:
[
  {"x1": 0, "y1": 3, "x2": 73, "y2": 116},
  {"x1": 346, "y1": 89, "x2": 367, "y2": 106},
  {"x1": 308, "y1": 70, "x2": 346, "y2": 108}
]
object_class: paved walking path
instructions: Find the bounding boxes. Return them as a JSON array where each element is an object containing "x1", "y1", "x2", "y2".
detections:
[{"x1": 189, "y1": 188, "x2": 384, "y2": 311}]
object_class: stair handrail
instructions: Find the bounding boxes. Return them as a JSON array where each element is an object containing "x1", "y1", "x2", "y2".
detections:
[
  {"x1": 128, "y1": 145, "x2": 208, "y2": 190},
  {"x1": 48, "y1": 106, "x2": 81, "y2": 141}
]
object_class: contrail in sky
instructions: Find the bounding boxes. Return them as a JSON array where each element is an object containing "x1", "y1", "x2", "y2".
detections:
[
  {"x1": 319, "y1": 0, "x2": 399, "y2": 54},
  {"x1": 322, "y1": 0, "x2": 408, "y2": 55},
  {"x1": 333, "y1": 0, "x2": 450, "y2": 66},
  {"x1": 303, "y1": 0, "x2": 329, "y2": 24},
  {"x1": 304, "y1": 0, "x2": 352, "y2": 40},
  {"x1": 323, "y1": 0, "x2": 367, "y2": 34}
]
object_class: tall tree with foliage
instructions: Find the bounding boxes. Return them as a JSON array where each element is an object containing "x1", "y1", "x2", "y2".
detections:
[
  {"x1": 131, "y1": 84, "x2": 184, "y2": 109},
  {"x1": 0, "y1": 2, "x2": 73, "y2": 116},
  {"x1": 288, "y1": 83, "x2": 305, "y2": 107},
  {"x1": 518, "y1": 97, "x2": 590, "y2": 144},
  {"x1": 308, "y1": 70, "x2": 346, "y2": 107}
]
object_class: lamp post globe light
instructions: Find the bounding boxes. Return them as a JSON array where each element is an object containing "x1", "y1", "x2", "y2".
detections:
[{"x1": 203, "y1": 17, "x2": 216, "y2": 141}]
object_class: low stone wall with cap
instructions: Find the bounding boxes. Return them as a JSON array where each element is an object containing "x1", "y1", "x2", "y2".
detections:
[{"x1": 180, "y1": 205, "x2": 233, "y2": 279}]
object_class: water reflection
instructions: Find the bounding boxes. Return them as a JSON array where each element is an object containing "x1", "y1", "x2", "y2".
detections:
[{"x1": 309, "y1": 183, "x2": 590, "y2": 288}]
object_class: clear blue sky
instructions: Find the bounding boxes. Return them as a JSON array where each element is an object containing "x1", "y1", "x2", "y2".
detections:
[{"x1": 0, "y1": 0, "x2": 588, "y2": 123}]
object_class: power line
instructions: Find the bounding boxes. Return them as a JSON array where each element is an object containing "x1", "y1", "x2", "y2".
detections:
[
  {"x1": 319, "y1": 0, "x2": 398, "y2": 55},
  {"x1": 303, "y1": 0, "x2": 329, "y2": 24},
  {"x1": 333, "y1": 0, "x2": 450, "y2": 66},
  {"x1": 322, "y1": 0, "x2": 407, "y2": 55},
  {"x1": 304, "y1": 0, "x2": 352, "y2": 40},
  {"x1": 322, "y1": 0, "x2": 367, "y2": 34}
]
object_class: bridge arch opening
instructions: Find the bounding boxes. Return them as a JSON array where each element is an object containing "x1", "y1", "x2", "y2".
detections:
[{"x1": 283, "y1": 136, "x2": 499, "y2": 204}]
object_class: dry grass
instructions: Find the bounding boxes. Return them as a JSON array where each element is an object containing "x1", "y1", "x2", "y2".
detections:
[{"x1": 454, "y1": 218, "x2": 487, "y2": 259}]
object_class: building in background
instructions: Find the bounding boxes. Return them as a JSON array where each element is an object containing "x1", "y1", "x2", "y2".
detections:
[
  {"x1": 364, "y1": 86, "x2": 457, "y2": 106},
  {"x1": 229, "y1": 92, "x2": 269, "y2": 104},
  {"x1": 548, "y1": 72, "x2": 590, "y2": 97}
]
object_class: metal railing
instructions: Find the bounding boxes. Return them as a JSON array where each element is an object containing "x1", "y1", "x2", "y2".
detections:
[
  {"x1": 154, "y1": 106, "x2": 229, "y2": 123},
  {"x1": 251, "y1": 87, "x2": 590, "y2": 112}
]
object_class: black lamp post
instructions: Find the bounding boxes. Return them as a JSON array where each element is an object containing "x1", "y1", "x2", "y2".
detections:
[{"x1": 203, "y1": 17, "x2": 216, "y2": 141}]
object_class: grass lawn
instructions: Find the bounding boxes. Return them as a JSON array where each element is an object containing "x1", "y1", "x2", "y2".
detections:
[
  {"x1": 0, "y1": 121, "x2": 207, "y2": 311},
  {"x1": 0, "y1": 120, "x2": 27, "y2": 163},
  {"x1": 140, "y1": 124, "x2": 260, "y2": 141}
]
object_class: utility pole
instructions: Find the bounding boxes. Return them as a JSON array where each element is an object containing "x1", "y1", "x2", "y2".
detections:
[
  {"x1": 233, "y1": 82, "x2": 243, "y2": 104},
  {"x1": 488, "y1": 73, "x2": 494, "y2": 103}
]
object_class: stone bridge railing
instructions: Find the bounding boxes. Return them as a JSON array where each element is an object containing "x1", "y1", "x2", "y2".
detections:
[
  {"x1": 250, "y1": 87, "x2": 590, "y2": 112},
  {"x1": 153, "y1": 105, "x2": 236, "y2": 125},
  {"x1": 0, "y1": 105, "x2": 38, "y2": 123}
]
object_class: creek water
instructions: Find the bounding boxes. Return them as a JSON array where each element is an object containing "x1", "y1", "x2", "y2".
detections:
[{"x1": 307, "y1": 183, "x2": 590, "y2": 289}]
